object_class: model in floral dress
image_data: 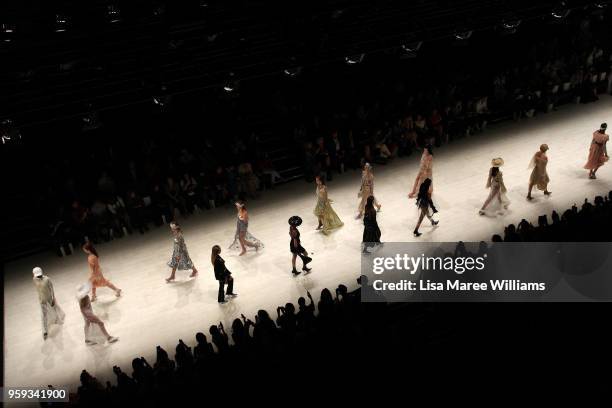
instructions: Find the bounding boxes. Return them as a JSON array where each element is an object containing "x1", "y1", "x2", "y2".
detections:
[
  {"x1": 313, "y1": 176, "x2": 344, "y2": 234},
  {"x1": 166, "y1": 222, "x2": 198, "y2": 282},
  {"x1": 229, "y1": 202, "x2": 263, "y2": 256}
]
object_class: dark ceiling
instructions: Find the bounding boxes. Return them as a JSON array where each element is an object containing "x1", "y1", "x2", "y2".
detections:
[{"x1": 0, "y1": 0, "x2": 607, "y2": 129}]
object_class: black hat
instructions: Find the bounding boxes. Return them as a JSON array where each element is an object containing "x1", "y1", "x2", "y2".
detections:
[
  {"x1": 288, "y1": 216, "x2": 303, "y2": 226},
  {"x1": 601, "y1": 123, "x2": 608, "y2": 130}
]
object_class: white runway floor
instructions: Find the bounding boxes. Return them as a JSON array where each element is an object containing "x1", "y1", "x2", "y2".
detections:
[{"x1": 4, "y1": 96, "x2": 612, "y2": 393}]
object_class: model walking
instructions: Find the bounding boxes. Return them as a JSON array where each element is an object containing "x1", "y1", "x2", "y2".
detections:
[
  {"x1": 527, "y1": 144, "x2": 551, "y2": 200},
  {"x1": 314, "y1": 175, "x2": 344, "y2": 234},
  {"x1": 32, "y1": 267, "x2": 65, "y2": 340},
  {"x1": 77, "y1": 282, "x2": 118, "y2": 345},
  {"x1": 82, "y1": 242, "x2": 121, "y2": 301},
  {"x1": 166, "y1": 222, "x2": 198, "y2": 282},
  {"x1": 413, "y1": 178, "x2": 439, "y2": 237},
  {"x1": 362, "y1": 196, "x2": 382, "y2": 253},
  {"x1": 289, "y1": 216, "x2": 312, "y2": 275},
  {"x1": 584, "y1": 123, "x2": 609, "y2": 179},
  {"x1": 229, "y1": 202, "x2": 263, "y2": 256},
  {"x1": 357, "y1": 163, "x2": 381, "y2": 218},
  {"x1": 479, "y1": 158, "x2": 511, "y2": 216},
  {"x1": 211, "y1": 245, "x2": 237, "y2": 304},
  {"x1": 408, "y1": 145, "x2": 433, "y2": 198}
]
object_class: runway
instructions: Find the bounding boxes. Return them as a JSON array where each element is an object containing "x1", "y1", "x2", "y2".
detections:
[{"x1": 4, "y1": 95, "x2": 612, "y2": 393}]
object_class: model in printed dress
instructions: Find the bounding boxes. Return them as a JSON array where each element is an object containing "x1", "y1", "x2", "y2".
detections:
[
  {"x1": 165, "y1": 222, "x2": 198, "y2": 282},
  {"x1": 229, "y1": 202, "x2": 263, "y2": 256},
  {"x1": 413, "y1": 178, "x2": 439, "y2": 237}
]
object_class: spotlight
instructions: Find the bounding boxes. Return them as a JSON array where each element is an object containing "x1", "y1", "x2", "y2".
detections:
[
  {"x1": 82, "y1": 108, "x2": 102, "y2": 131},
  {"x1": 1, "y1": 119, "x2": 21, "y2": 145},
  {"x1": 283, "y1": 67, "x2": 302, "y2": 77},
  {"x1": 223, "y1": 72, "x2": 239, "y2": 92},
  {"x1": 1, "y1": 23, "x2": 16, "y2": 42},
  {"x1": 551, "y1": 2, "x2": 570, "y2": 19},
  {"x1": 283, "y1": 56, "x2": 303, "y2": 77},
  {"x1": 401, "y1": 41, "x2": 422, "y2": 53},
  {"x1": 106, "y1": 5, "x2": 122, "y2": 23},
  {"x1": 55, "y1": 15, "x2": 69, "y2": 32},
  {"x1": 454, "y1": 30, "x2": 473, "y2": 41},
  {"x1": 345, "y1": 53, "x2": 365, "y2": 65}
]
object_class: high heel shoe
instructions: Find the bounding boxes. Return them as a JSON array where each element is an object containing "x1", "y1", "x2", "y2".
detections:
[
  {"x1": 302, "y1": 266, "x2": 312, "y2": 273},
  {"x1": 431, "y1": 220, "x2": 439, "y2": 226},
  {"x1": 291, "y1": 269, "x2": 301, "y2": 276},
  {"x1": 413, "y1": 230, "x2": 422, "y2": 237}
]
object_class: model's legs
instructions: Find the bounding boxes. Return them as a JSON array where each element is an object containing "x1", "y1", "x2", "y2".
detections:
[
  {"x1": 414, "y1": 210, "x2": 426, "y2": 236},
  {"x1": 527, "y1": 183, "x2": 534, "y2": 199},
  {"x1": 317, "y1": 217, "x2": 323, "y2": 230},
  {"x1": 217, "y1": 280, "x2": 225, "y2": 303},
  {"x1": 104, "y1": 281, "x2": 121, "y2": 297},
  {"x1": 291, "y1": 253, "x2": 300, "y2": 275},
  {"x1": 238, "y1": 235, "x2": 247, "y2": 255},
  {"x1": 189, "y1": 265, "x2": 198, "y2": 278},
  {"x1": 480, "y1": 189, "x2": 498, "y2": 212},
  {"x1": 226, "y1": 276, "x2": 234, "y2": 295},
  {"x1": 91, "y1": 286, "x2": 97, "y2": 302},
  {"x1": 41, "y1": 304, "x2": 49, "y2": 339},
  {"x1": 166, "y1": 267, "x2": 177, "y2": 282}
]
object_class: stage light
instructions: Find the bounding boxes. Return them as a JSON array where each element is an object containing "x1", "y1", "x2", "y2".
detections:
[
  {"x1": 1, "y1": 23, "x2": 16, "y2": 42},
  {"x1": 283, "y1": 67, "x2": 302, "y2": 77},
  {"x1": 501, "y1": 19, "x2": 522, "y2": 34},
  {"x1": 106, "y1": 5, "x2": 122, "y2": 23},
  {"x1": 1, "y1": 119, "x2": 22, "y2": 145},
  {"x1": 55, "y1": 15, "x2": 69, "y2": 32},
  {"x1": 82, "y1": 109, "x2": 102, "y2": 131},
  {"x1": 551, "y1": 2, "x2": 570, "y2": 19},
  {"x1": 454, "y1": 30, "x2": 473, "y2": 41},
  {"x1": 345, "y1": 54, "x2": 365, "y2": 65},
  {"x1": 223, "y1": 72, "x2": 239, "y2": 92}
]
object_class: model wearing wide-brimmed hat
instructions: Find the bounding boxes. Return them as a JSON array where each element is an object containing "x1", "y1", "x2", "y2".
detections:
[
  {"x1": 479, "y1": 157, "x2": 511, "y2": 216},
  {"x1": 288, "y1": 215, "x2": 312, "y2": 275}
]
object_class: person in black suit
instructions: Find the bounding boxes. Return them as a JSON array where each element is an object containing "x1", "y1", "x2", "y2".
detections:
[{"x1": 211, "y1": 245, "x2": 236, "y2": 304}]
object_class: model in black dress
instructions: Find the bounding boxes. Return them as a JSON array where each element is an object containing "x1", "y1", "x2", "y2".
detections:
[
  {"x1": 288, "y1": 216, "x2": 312, "y2": 275},
  {"x1": 362, "y1": 196, "x2": 382, "y2": 253},
  {"x1": 414, "y1": 178, "x2": 439, "y2": 237}
]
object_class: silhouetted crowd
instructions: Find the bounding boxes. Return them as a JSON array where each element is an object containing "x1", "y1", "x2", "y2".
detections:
[{"x1": 493, "y1": 191, "x2": 612, "y2": 242}]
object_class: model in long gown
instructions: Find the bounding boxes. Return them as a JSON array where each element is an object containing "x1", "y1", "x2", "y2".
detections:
[
  {"x1": 362, "y1": 202, "x2": 381, "y2": 253},
  {"x1": 584, "y1": 124, "x2": 609, "y2": 179},
  {"x1": 408, "y1": 146, "x2": 433, "y2": 198},
  {"x1": 357, "y1": 164, "x2": 381, "y2": 218},
  {"x1": 229, "y1": 204, "x2": 263, "y2": 254},
  {"x1": 479, "y1": 162, "x2": 510, "y2": 216},
  {"x1": 527, "y1": 144, "x2": 551, "y2": 199},
  {"x1": 314, "y1": 183, "x2": 344, "y2": 234}
]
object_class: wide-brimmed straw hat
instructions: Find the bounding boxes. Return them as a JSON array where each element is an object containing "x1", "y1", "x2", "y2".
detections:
[
  {"x1": 491, "y1": 157, "x2": 504, "y2": 167},
  {"x1": 32, "y1": 267, "x2": 43, "y2": 278},
  {"x1": 288, "y1": 216, "x2": 303, "y2": 226}
]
